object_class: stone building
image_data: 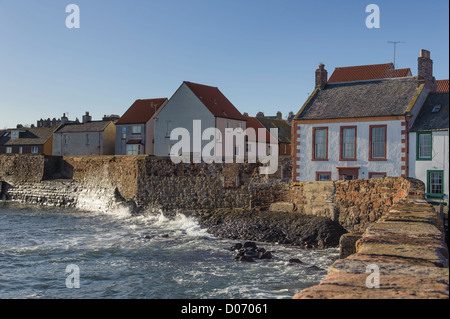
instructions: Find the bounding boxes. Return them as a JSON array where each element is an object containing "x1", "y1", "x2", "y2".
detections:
[{"x1": 292, "y1": 49, "x2": 440, "y2": 183}]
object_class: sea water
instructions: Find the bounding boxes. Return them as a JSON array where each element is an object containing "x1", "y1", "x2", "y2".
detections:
[{"x1": 0, "y1": 202, "x2": 338, "y2": 299}]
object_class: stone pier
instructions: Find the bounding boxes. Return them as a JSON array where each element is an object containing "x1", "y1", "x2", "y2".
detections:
[{"x1": 293, "y1": 196, "x2": 449, "y2": 299}]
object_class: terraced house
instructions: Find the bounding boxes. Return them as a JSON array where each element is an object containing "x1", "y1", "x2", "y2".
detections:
[
  {"x1": 292, "y1": 49, "x2": 443, "y2": 184},
  {"x1": 115, "y1": 98, "x2": 168, "y2": 155},
  {"x1": 409, "y1": 82, "x2": 449, "y2": 202},
  {"x1": 0, "y1": 127, "x2": 55, "y2": 155}
]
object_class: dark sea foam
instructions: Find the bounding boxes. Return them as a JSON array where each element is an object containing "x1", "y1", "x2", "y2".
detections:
[{"x1": 0, "y1": 202, "x2": 338, "y2": 299}]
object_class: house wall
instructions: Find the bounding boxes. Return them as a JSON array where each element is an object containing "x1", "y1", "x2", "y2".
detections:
[
  {"x1": 54, "y1": 126, "x2": 115, "y2": 156},
  {"x1": 115, "y1": 124, "x2": 146, "y2": 155},
  {"x1": 409, "y1": 130, "x2": 449, "y2": 202},
  {"x1": 293, "y1": 118, "x2": 407, "y2": 182},
  {"x1": 215, "y1": 117, "x2": 247, "y2": 158},
  {"x1": 43, "y1": 136, "x2": 53, "y2": 156},
  {"x1": 102, "y1": 123, "x2": 116, "y2": 155},
  {"x1": 154, "y1": 83, "x2": 215, "y2": 157},
  {"x1": 145, "y1": 120, "x2": 154, "y2": 155}
]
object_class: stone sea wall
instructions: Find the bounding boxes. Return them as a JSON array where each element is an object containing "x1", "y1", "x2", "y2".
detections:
[
  {"x1": 0, "y1": 155, "x2": 292, "y2": 213},
  {"x1": 283, "y1": 177, "x2": 421, "y2": 233}
]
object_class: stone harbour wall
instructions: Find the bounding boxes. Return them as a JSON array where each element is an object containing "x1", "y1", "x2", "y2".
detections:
[
  {"x1": 1, "y1": 155, "x2": 291, "y2": 213},
  {"x1": 293, "y1": 195, "x2": 449, "y2": 299}
]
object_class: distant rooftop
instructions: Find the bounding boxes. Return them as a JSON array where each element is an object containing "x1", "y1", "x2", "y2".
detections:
[{"x1": 328, "y1": 63, "x2": 412, "y2": 83}]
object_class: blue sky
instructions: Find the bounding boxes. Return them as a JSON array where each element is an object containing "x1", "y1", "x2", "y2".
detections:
[{"x1": 0, "y1": 0, "x2": 448, "y2": 129}]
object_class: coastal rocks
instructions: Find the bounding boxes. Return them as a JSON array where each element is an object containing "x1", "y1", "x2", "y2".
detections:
[
  {"x1": 198, "y1": 208, "x2": 347, "y2": 248},
  {"x1": 231, "y1": 241, "x2": 273, "y2": 262}
]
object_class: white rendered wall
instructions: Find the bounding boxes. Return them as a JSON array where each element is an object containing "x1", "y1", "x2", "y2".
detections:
[
  {"x1": 409, "y1": 131, "x2": 449, "y2": 202},
  {"x1": 294, "y1": 119, "x2": 406, "y2": 182}
]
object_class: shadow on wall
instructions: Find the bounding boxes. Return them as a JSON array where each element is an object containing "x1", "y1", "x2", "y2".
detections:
[
  {"x1": 0, "y1": 181, "x2": 12, "y2": 200},
  {"x1": 42, "y1": 156, "x2": 74, "y2": 180}
]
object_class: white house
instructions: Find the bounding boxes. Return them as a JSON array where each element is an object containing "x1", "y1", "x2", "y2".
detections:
[
  {"x1": 153, "y1": 81, "x2": 247, "y2": 160},
  {"x1": 292, "y1": 49, "x2": 438, "y2": 182},
  {"x1": 409, "y1": 91, "x2": 449, "y2": 203}
]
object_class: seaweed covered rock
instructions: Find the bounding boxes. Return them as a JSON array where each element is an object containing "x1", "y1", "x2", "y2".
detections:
[{"x1": 197, "y1": 209, "x2": 347, "y2": 248}]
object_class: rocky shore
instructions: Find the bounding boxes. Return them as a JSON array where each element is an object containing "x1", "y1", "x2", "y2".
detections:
[{"x1": 194, "y1": 208, "x2": 347, "y2": 248}]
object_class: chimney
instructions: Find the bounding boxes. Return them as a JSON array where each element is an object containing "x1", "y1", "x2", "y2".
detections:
[
  {"x1": 418, "y1": 49, "x2": 437, "y2": 91},
  {"x1": 243, "y1": 112, "x2": 249, "y2": 117},
  {"x1": 82, "y1": 111, "x2": 92, "y2": 123},
  {"x1": 315, "y1": 63, "x2": 328, "y2": 89},
  {"x1": 61, "y1": 113, "x2": 68, "y2": 125},
  {"x1": 256, "y1": 111, "x2": 265, "y2": 118},
  {"x1": 276, "y1": 111, "x2": 282, "y2": 120}
]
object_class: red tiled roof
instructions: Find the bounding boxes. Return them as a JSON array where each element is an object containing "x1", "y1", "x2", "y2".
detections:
[
  {"x1": 436, "y1": 79, "x2": 449, "y2": 93},
  {"x1": 184, "y1": 81, "x2": 246, "y2": 121},
  {"x1": 328, "y1": 63, "x2": 411, "y2": 83},
  {"x1": 115, "y1": 98, "x2": 168, "y2": 125},
  {"x1": 244, "y1": 116, "x2": 278, "y2": 143}
]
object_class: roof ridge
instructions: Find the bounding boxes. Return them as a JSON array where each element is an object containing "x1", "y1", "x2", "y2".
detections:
[
  {"x1": 183, "y1": 81, "x2": 219, "y2": 89},
  {"x1": 334, "y1": 62, "x2": 394, "y2": 69}
]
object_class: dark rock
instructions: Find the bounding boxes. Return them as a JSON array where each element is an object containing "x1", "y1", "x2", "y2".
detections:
[
  {"x1": 143, "y1": 235, "x2": 154, "y2": 240},
  {"x1": 196, "y1": 208, "x2": 347, "y2": 247},
  {"x1": 235, "y1": 256, "x2": 255, "y2": 262},
  {"x1": 288, "y1": 258, "x2": 303, "y2": 264},
  {"x1": 259, "y1": 251, "x2": 272, "y2": 259},
  {"x1": 245, "y1": 250, "x2": 258, "y2": 257},
  {"x1": 160, "y1": 234, "x2": 169, "y2": 238},
  {"x1": 243, "y1": 241, "x2": 258, "y2": 249},
  {"x1": 231, "y1": 243, "x2": 243, "y2": 251}
]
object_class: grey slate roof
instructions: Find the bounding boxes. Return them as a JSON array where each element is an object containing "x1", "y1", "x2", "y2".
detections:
[
  {"x1": 0, "y1": 127, "x2": 56, "y2": 146},
  {"x1": 411, "y1": 93, "x2": 449, "y2": 132},
  {"x1": 295, "y1": 76, "x2": 421, "y2": 120},
  {"x1": 256, "y1": 117, "x2": 291, "y2": 143},
  {"x1": 54, "y1": 121, "x2": 112, "y2": 133}
]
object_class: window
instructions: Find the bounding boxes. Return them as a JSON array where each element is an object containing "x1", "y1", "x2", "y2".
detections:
[
  {"x1": 312, "y1": 127, "x2": 328, "y2": 160},
  {"x1": 369, "y1": 125, "x2": 387, "y2": 160},
  {"x1": 369, "y1": 172, "x2": 386, "y2": 179},
  {"x1": 63, "y1": 135, "x2": 68, "y2": 146},
  {"x1": 122, "y1": 127, "x2": 126, "y2": 139},
  {"x1": 226, "y1": 122, "x2": 231, "y2": 129},
  {"x1": 234, "y1": 146, "x2": 240, "y2": 156},
  {"x1": 316, "y1": 172, "x2": 331, "y2": 181},
  {"x1": 165, "y1": 121, "x2": 171, "y2": 137},
  {"x1": 127, "y1": 144, "x2": 139, "y2": 155},
  {"x1": 427, "y1": 171, "x2": 444, "y2": 198},
  {"x1": 19, "y1": 147, "x2": 23, "y2": 154},
  {"x1": 340, "y1": 126, "x2": 356, "y2": 160},
  {"x1": 132, "y1": 126, "x2": 142, "y2": 134},
  {"x1": 6, "y1": 147, "x2": 12, "y2": 154},
  {"x1": 417, "y1": 132, "x2": 432, "y2": 160},
  {"x1": 31, "y1": 146, "x2": 39, "y2": 154},
  {"x1": 86, "y1": 134, "x2": 90, "y2": 145}
]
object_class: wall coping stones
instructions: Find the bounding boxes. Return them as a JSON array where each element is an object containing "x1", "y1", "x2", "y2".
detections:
[{"x1": 294, "y1": 195, "x2": 449, "y2": 299}]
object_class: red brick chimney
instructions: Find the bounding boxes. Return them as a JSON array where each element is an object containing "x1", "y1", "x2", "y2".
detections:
[
  {"x1": 418, "y1": 49, "x2": 437, "y2": 91},
  {"x1": 315, "y1": 63, "x2": 328, "y2": 89}
]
